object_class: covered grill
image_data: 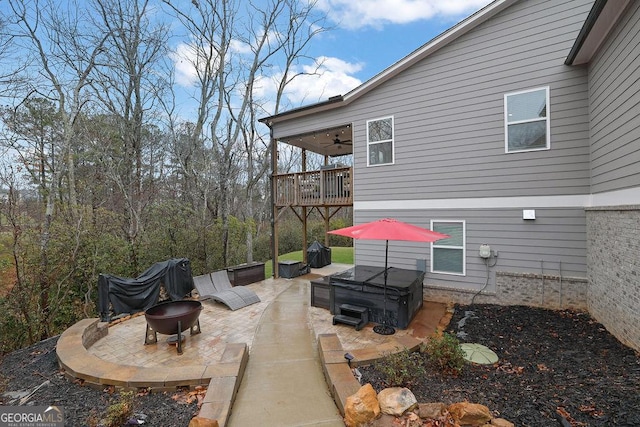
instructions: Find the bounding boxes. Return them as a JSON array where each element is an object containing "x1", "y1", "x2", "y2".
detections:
[{"x1": 307, "y1": 240, "x2": 331, "y2": 268}]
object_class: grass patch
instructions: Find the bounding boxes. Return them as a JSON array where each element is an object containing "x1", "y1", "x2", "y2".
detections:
[{"x1": 263, "y1": 246, "x2": 353, "y2": 278}]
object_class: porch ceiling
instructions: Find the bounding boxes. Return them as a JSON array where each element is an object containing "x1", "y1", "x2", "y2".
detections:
[{"x1": 277, "y1": 124, "x2": 353, "y2": 157}]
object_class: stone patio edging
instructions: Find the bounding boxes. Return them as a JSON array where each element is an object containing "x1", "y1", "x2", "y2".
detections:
[
  {"x1": 318, "y1": 333, "x2": 422, "y2": 416},
  {"x1": 56, "y1": 318, "x2": 248, "y2": 426}
]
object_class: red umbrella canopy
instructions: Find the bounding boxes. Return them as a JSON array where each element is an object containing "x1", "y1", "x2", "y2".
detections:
[{"x1": 328, "y1": 218, "x2": 449, "y2": 242}]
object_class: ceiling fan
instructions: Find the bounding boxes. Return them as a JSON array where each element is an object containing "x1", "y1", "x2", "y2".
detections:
[{"x1": 333, "y1": 134, "x2": 352, "y2": 145}]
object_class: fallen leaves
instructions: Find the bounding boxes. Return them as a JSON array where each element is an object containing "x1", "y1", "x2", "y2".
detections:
[
  {"x1": 495, "y1": 362, "x2": 524, "y2": 374},
  {"x1": 579, "y1": 404, "x2": 604, "y2": 418},
  {"x1": 171, "y1": 385, "x2": 207, "y2": 406},
  {"x1": 556, "y1": 406, "x2": 587, "y2": 427}
]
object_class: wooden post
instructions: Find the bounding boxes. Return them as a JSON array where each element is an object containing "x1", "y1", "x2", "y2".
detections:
[
  {"x1": 302, "y1": 149, "x2": 308, "y2": 263},
  {"x1": 270, "y1": 128, "x2": 279, "y2": 278},
  {"x1": 324, "y1": 155, "x2": 330, "y2": 247}
]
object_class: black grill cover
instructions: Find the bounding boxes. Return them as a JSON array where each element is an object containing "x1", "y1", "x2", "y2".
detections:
[
  {"x1": 307, "y1": 240, "x2": 331, "y2": 268},
  {"x1": 98, "y1": 258, "x2": 194, "y2": 321}
]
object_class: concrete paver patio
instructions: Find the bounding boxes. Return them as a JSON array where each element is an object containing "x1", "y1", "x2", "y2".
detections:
[{"x1": 57, "y1": 263, "x2": 449, "y2": 426}]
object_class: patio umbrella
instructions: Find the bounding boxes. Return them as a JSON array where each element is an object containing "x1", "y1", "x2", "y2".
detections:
[{"x1": 328, "y1": 218, "x2": 449, "y2": 335}]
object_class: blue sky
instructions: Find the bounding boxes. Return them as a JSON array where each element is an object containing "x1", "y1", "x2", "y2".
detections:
[
  {"x1": 0, "y1": 0, "x2": 493, "y2": 119},
  {"x1": 170, "y1": 0, "x2": 494, "y2": 116},
  {"x1": 275, "y1": 0, "x2": 494, "y2": 106}
]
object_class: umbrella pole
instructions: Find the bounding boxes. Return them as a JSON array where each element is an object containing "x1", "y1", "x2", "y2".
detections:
[{"x1": 374, "y1": 240, "x2": 395, "y2": 335}]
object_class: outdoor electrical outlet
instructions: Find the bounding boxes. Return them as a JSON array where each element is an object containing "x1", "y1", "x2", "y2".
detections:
[{"x1": 494, "y1": 251, "x2": 499, "y2": 258}]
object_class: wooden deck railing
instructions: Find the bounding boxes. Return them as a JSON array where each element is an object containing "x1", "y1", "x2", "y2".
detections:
[{"x1": 274, "y1": 166, "x2": 352, "y2": 207}]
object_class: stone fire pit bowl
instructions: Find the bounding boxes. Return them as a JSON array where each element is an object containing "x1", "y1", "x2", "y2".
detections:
[{"x1": 144, "y1": 300, "x2": 202, "y2": 354}]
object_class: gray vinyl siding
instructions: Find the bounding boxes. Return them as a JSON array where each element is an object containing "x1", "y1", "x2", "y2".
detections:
[
  {"x1": 354, "y1": 207, "x2": 587, "y2": 292},
  {"x1": 588, "y1": 1, "x2": 640, "y2": 194},
  {"x1": 270, "y1": 0, "x2": 592, "y2": 292},
  {"x1": 349, "y1": 0, "x2": 592, "y2": 201}
]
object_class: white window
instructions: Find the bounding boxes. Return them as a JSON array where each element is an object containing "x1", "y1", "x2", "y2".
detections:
[
  {"x1": 430, "y1": 220, "x2": 465, "y2": 275},
  {"x1": 367, "y1": 116, "x2": 394, "y2": 166},
  {"x1": 504, "y1": 87, "x2": 550, "y2": 153}
]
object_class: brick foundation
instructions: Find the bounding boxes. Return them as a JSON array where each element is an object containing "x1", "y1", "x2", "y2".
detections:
[
  {"x1": 424, "y1": 272, "x2": 588, "y2": 311},
  {"x1": 586, "y1": 206, "x2": 640, "y2": 351}
]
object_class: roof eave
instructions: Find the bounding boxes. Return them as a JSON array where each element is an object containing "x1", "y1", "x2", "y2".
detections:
[
  {"x1": 565, "y1": 0, "x2": 632, "y2": 66},
  {"x1": 259, "y1": 95, "x2": 344, "y2": 126}
]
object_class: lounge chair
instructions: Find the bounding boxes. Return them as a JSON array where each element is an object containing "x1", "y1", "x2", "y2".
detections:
[{"x1": 192, "y1": 270, "x2": 261, "y2": 310}]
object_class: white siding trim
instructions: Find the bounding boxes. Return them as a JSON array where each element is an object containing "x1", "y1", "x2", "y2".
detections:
[
  {"x1": 589, "y1": 187, "x2": 640, "y2": 207},
  {"x1": 355, "y1": 195, "x2": 589, "y2": 210},
  {"x1": 355, "y1": 187, "x2": 640, "y2": 210}
]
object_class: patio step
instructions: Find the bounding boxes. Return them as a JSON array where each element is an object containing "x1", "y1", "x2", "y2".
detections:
[{"x1": 333, "y1": 304, "x2": 369, "y2": 331}]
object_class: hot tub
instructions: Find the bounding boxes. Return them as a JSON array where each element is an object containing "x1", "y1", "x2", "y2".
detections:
[{"x1": 330, "y1": 265, "x2": 425, "y2": 329}]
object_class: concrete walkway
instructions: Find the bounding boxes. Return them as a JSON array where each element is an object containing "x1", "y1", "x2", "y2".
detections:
[{"x1": 227, "y1": 278, "x2": 344, "y2": 426}]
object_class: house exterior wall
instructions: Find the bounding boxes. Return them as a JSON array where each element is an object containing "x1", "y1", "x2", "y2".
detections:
[
  {"x1": 347, "y1": 0, "x2": 593, "y2": 299},
  {"x1": 352, "y1": 0, "x2": 592, "y2": 202},
  {"x1": 268, "y1": 0, "x2": 640, "y2": 351},
  {"x1": 588, "y1": 1, "x2": 640, "y2": 194},
  {"x1": 584, "y1": 1, "x2": 640, "y2": 351},
  {"x1": 354, "y1": 207, "x2": 587, "y2": 293}
]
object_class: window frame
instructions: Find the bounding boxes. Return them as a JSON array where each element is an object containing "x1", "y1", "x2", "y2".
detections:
[
  {"x1": 366, "y1": 116, "x2": 395, "y2": 166},
  {"x1": 504, "y1": 86, "x2": 550, "y2": 153},
  {"x1": 430, "y1": 219, "x2": 466, "y2": 276}
]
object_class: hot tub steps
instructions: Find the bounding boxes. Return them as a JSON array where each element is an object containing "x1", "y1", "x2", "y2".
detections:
[{"x1": 333, "y1": 304, "x2": 369, "y2": 331}]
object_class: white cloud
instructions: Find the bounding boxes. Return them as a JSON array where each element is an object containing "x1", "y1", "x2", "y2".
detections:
[
  {"x1": 317, "y1": 0, "x2": 494, "y2": 30},
  {"x1": 256, "y1": 56, "x2": 363, "y2": 109},
  {"x1": 286, "y1": 56, "x2": 363, "y2": 103},
  {"x1": 169, "y1": 41, "x2": 202, "y2": 87},
  {"x1": 170, "y1": 36, "x2": 258, "y2": 88}
]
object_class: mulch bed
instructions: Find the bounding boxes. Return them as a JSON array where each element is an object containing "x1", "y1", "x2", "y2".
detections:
[
  {"x1": 0, "y1": 336, "x2": 197, "y2": 426},
  {"x1": 360, "y1": 304, "x2": 640, "y2": 426}
]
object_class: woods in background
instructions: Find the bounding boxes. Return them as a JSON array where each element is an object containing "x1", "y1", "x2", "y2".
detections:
[{"x1": 0, "y1": 0, "x2": 351, "y2": 353}]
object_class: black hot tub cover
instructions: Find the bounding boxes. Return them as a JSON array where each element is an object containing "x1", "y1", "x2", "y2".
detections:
[{"x1": 98, "y1": 258, "x2": 194, "y2": 321}]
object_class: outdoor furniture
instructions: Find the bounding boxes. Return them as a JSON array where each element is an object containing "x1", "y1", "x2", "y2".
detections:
[
  {"x1": 144, "y1": 300, "x2": 202, "y2": 355},
  {"x1": 278, "y1": 260, "x2": 309, "y2": 278},
  {"x1": 310, "y1": 275, "x2": 332, "y2": 310},
  {"x1": 329, "y1": 265, "x2": 425, "y2": 329},
  {"x1": 192, "y1": 271, "x2": 261, "y2": 310},
  {"x1": 98, "y1": 258, "x2": 195, "y2": 322},
  {"x1": 226, "y1": 262, "x2": 265, "y2": 286},
  {"x1": 307, "y1": 241, "x2": 331, "y2": 268},
  {"x1": 333, "y1": 303, "x2": 369, "y2": 331}
]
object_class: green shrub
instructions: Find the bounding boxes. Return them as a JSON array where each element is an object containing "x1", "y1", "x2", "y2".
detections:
[
  {"x1": 421, "y1": 332, "x2": 465, "y2": 376},
  {"x1": 104, "y1": 391, "x2": 135, "y2": 427},
  {"x1": 373, "y1": 347, "x2": 426, "y2": 387}
]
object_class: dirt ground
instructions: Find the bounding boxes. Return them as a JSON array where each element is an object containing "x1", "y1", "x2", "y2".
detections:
[
  {"x1": 0, "y1": 336, "x2": 197, "y2": 426},
  {"x1": 360, "y1": 304, "x2": 640, "y2": 426}
]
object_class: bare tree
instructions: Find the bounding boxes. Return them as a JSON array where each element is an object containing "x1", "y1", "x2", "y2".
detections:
[
  {"x1": 89, "y1": 0, "x2": 170, "y2": 270},
  {"x1": 164, "y1": 0, "x2": 329, "y2": 265},
  {"x1": 241, "y1": 0, "x2": 329, "y2": 262},
  {"x1": 3, "y1": 0, "x2": 108, "y2": 338}
]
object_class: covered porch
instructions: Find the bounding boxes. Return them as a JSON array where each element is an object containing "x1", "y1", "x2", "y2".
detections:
[{"x1": 263, "y1": 118, "x2": 354, "y2": 278}]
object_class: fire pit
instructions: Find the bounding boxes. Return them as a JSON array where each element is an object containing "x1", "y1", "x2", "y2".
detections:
[{"x1": 144, "y1": 300, "x2": 202, "y2": 354}]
